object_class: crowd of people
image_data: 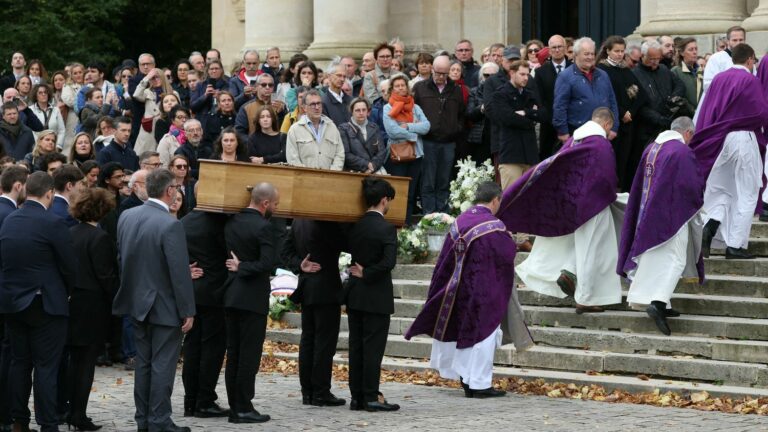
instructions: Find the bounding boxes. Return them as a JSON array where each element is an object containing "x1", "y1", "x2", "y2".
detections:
[{"x1": 0, "y1": 24, "x2": 763, "y2": 432}]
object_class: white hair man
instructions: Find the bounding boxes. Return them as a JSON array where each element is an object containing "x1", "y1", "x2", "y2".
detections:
[{"x1": 229, "y1": 49, "x2": 261, "y2": 109}]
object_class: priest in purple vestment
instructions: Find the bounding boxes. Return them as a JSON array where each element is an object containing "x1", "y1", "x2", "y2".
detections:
[
  {"x1": 618, "y1": 117, "x2": 705, "y2": 335},
  {"x1": 404, "y1": 181, "x2": 533, "y2": 398},
  {"x1": 691, "y1": 44, "x2": 768, "y2": 260},
  {"x1": 498, "y1": 108, "x2": 623, "y2": 314}
]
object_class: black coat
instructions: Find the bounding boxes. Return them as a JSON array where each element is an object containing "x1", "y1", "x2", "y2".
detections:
[
  {"x1": 182, "y1": 210, "x2": 229, "y2": 307},
  {"x1": 597, "y1": 60, "x2": 646, "y2": 120},
  {"x1": 201, "y1": 110, "x2": 236, "y2": 149},
  {"x1": 222, "y1": 208, "x2": 276, "y2": 314},
  {"x1": 175, "y1": 143, "x2": 213, "y2": 180},
  {"x1": 282, "y1": 219, "x2": 346, "y2": 306},
  {"x1": 534, "y1": 60, "x2": 571, "y2": 158},
  {"x1": 346, "y1": 211, "x2": 396, "y2": 314},
  {"x1": 483, "y1": 69, "x2": 542, "y2": 155},
  {"x1": 412, "y1": 78, "x2": 466, "y2": 143},
  {"x1": 485, "y1": 82, "x2": 540, "y2": 165},
  {"x1": 632, "y1": 63, "x2": 686, "y2": 145},
  {"x1": 338, "y1": 122, "x2": 387, "y2": 172},
  {"x1": 68, "y1": 223, "x2": 118, "y2": 346},
  {"x1": 0, "y1": 123, "x2": 35, "y2": 161},
  {"x1": 246, "y1": 132, "x2": 287, "y2": 164},
  {"x1": 321, "y1": 90, "x2": 352, "y2": 127}
]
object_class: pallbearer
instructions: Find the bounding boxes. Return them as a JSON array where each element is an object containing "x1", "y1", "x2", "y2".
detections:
[
  {"x1": 405, "y1": 181, "x2": 533, "y2": 398},
  {"x1": 618, "y1": 117, "x2": 705, "y2": 336}
]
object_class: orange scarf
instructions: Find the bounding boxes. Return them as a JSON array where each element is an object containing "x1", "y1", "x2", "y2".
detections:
[{"x1": 388, "y1": 93, "x2": 415, "y2": 123}]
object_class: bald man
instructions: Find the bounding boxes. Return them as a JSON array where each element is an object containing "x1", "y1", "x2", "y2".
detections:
[{"x1": 535, "y1": 34, "x2": 572, "y2": 159}]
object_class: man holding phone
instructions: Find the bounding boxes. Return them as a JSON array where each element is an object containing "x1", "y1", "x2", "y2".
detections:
[
  {"x1": 234, "y1": 74, "x2": 286, "y2": 137},
  {"x1": 230, "y1": 50, "x2": 262, "y2": 110}
]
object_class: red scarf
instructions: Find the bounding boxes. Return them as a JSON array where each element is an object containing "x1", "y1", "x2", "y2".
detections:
[{"x1": 388, "y1": 93, "x2": 415, "y2": 123}]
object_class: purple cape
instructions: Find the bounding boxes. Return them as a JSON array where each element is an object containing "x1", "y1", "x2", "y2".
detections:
[
  {"x1": 404, "y1": 206, "x2": 519, "y2": 349},
  {"x1": 690, "y1": 67, "x2": 768, "y2": 179},
  {"x1": 617, "y1": 139, "x2": 705, "y2": 283},
  {"x1": 497, "y1": 134, "x2": 617, "y2": 236}
]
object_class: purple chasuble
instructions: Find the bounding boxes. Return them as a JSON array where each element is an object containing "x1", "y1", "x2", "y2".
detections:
[
  {"x1": 496, "y1": 134, "x2": 617, "y2": 236},
  {"x1": 690, "y1": 67, "x2": 768, "y2": 180},
  {"x1": 404, "y1": 206, "x2": 525, "y2": 349},
  {"x1": 617, "y1": 138, "x2": 705, "y2": 283}
]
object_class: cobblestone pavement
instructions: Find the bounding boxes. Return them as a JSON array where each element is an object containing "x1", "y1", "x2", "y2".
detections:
[{"x1": 63, "y1": 366, "x2": 768, "y2": 432}]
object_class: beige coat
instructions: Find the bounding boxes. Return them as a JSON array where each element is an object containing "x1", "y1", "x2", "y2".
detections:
[{"x1": 286, "y1": 115, "x2": 345, "y2": 170}]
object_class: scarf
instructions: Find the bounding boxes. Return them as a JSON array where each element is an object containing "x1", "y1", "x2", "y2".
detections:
[
  {"x1": 0, "y1": 121, "x2": 20, "y2": 138},
  {"x1": 170, "y1": 125, "x2": 187, "y2": 146},
  {"x1": 388, "y1": 93, "x2": 415, "y2": 123}
]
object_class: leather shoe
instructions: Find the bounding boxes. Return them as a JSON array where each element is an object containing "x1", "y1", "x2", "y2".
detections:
[
  {"x1": 726, "y1": 247, "x2": 755, "y2": 260},
  {"x1": 153, "y1": 425, "x2": 189, "y2": 432},
  {"x1": 665, "y1": 308, "x2": 681, "y2": 318},
  {"x1": 137, "y1": 429, "x2": 147, "y2": 432},
  {"x1": 349, "y1": 399, "x2": 364, "y2": 411},
  {"x1": 575, "y1": 304, "x2": 604, "y2": 314},
  {"x1": 468, "y1": 387, "x2": 506, "y2": 398},
  {"x1": 557, "y1": 270, "x2": 577, "y2": 297},
  {"x1": 646, "y1": 303, "x2": 671, "y2": 336},
  {"x1": 182, "y1": 407, "x2": 194, "y2": 417},
  {"x1": 701, "y1": 220, "x2": 719, "y2": 258},
  {"x1": 228, "y1": 410, "x2": 271, "y2": 423},
  {"x1": 459, "y1": 377, "x2": 472, "y2": 398},
  {"x1": 302, "y1": 395, "x2": 312, "y2": 405},
  {"x1": 194, "y1": 403, "x2": 229, "y2": 418},
  {"x1": 311, "y1": 393, "x2": 346, "y2": 407},
  {"x1": 364, "y1": 401, "x2": 400, "y2": 412}
]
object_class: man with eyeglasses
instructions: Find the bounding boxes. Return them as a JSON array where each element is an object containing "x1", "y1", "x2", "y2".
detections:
[
  {"x1": 97, "y1": 117, "x2": 139, "y2": 171},
  {"x1": 321, "y1": 61, "x2": 352, "y2": 127},
  {"x1": 362, "y1": 43, "x2": 394, "y2": 104},
  {"x1": 286, "y1": 89, "x2": 345, "y2": 170},
  {"x1": 229, "y1": 50, "x2": 262, "y2": 110},
  {"x1": 535, "y1": 34, "x2": 573, "y2": 159},
  {"x1": 175, "y1": 119, "x2": 210, "y2": 180},
  {"x1": 454, "y1": 39, "x2": 481, "y2": 88},
  {"x1": 413, "y1": 55, "x2": 466, "y2": 214},
  {"x1": 139, "y1": 151, "x2": 162, "y2": 172},
  {"x1": 128, "y1": 53, "x2": 156, "y2": 145},
  {"x1": 234, "y1": 74, "x2": 286, "y2": 137}
]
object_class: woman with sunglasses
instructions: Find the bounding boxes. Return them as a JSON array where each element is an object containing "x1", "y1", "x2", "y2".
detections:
[
  {"x1": 157, "y1": 106, "x2": 192, "y2": 168},
  {"x1": 133, "y1": 68, "x2": 177, "y2": 155},
  {"x1": 167, "y1": 154, "x2": 195, "y2": 218},
  {"x1": 524, "y1": 40, "x2": 545, "y2": 73}
]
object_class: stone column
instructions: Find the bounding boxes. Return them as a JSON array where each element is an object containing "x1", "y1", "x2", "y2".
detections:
[
  {"x1": 744, "y1": 0, "x2": 768, "y2": 54},
  {"x1": 640, "y1": 0, "x2": 748, "y2": 35},
  {"x1": 303, "y1": 0, "x2": 390, "y2": 63},
  {"x1": 242, "y1": 0, "x2": 314, "y2": 60},
  {"x1": 629, "y1": 0, "x2": 657, "y2": 38}
]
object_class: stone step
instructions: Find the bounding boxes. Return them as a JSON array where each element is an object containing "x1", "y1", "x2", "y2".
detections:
[
  {"x1": 393, "y1": 274, "x2": 768, "y2": 300},
  {"x1": 394, "y1": 256, "x2": 768, "y2": 281},
  {"x1": 268, "y1": 351, "x2": 768, "y2": 400},
  {"x1": 280, "y1": 312, "x2": 768, "y2": 365},
  {"x1": 266, "y1": 328, "x2": 768, "y2": 387},
  {"x1": 711, "y1": 238, "x2": 768, "y2": 257},
  {"x1": 750, "y1": 220, "x2": 768, "y2": 238},
  {"x1": 385, "y1": 299, "x2": 768, "y2": 341}
]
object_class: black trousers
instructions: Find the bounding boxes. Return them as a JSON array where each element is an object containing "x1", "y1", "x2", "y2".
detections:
[
  {"x1": 613, "y1": 121, "x2": 635, "y2": 192},
  {"x1": 0, "y1": 316, "x2": 11, "y2": 426},
  {"x1": 182, "y1": 305, "x2": 226, "y2": 410},
  {"x1": 6, "y1": 296, "x2": 67, "y2": 431},
  {"x1": 298, "y1": 304, "x2": 341, "y2": 398},
  {"x1": 67, "y1": 344, "x2": 100, "y2": 424},
  {"x1": 224, "y1": 308, "x2": 267, "y2": 414},
  {"x1": 347, "y1": 309, "x2": 390, "y2": 403}
]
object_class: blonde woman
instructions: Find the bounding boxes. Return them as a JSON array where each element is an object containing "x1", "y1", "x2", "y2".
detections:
[
  {"x1": 133, "y1": 68, "x2": 176, "y2": 155},
  {"x1": 23, "y1": 130, "x2": 59, "y2": 172},
  {"x1": 61, "y1": 63, "x2": 85, "y2": 146}
]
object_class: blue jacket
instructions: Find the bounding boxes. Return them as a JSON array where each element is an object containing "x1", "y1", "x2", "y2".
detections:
[
  {"x1": 382, "y1": 103, "x2": 431, "y2": 158},
  {"x1": 51, "y1": 195, "x2": 78, "y2": 228},
  {"x1": 0, "y1": 200, "x2": 77, "y2": 316},
  {"x1": 552, "y1": 65, "x2": 619, "y2": 135},
  {"x1": 96, "y1": 141, "x2": 139, "y2": 171}
]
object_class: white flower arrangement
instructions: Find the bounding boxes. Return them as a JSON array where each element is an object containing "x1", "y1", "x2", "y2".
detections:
[
  {"x1": 449, "y1": 156, "x2": 495, "y2": 215},
  {"x1": 418, "y1": 212, "x2": 456, "y2": 232},
  {"x1": 397, "y1": 226, "x2": 429, "y2": 263},
  {"x1": 338, "y1": 252, "x2": 352, "y2": 283}
]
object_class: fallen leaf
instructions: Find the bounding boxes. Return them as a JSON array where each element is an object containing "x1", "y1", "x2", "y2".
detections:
[
  {"x1": 636, "y1": 374, "x2": 650, "y2": 381},
  {"x1": 691, "y1": 391, "x2": 710, "y2": 403}
]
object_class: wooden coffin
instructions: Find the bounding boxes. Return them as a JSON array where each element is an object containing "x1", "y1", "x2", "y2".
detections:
[{"x1": 196, "y1": 160, "x2": 411, "y2": 226}]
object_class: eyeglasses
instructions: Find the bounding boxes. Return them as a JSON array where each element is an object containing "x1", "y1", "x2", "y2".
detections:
[
  {"x1": 377, "y1": 55, "x2": 392, "y2": 60},
  {"x1": 483, "y1": 73, "x2": 491, "y2": 77},
  {"x1": 110, "y1": 174, "x2": 124, "y2": 180},
  {"x1": 175, "y1": 115, "x2": 188, "y2": 120},
  {"x1": 174, "y1": 164, "x2": 188, "y2": 170},
  {"x1": 150, "y1": 76, "x2": 161, "y2": 81},
  {"x1": 433, "y1": 71, "x2": 448, "y2": 76},
  {"x1": 139, "y1": 62, "x2": 154, "y2": 67},
  {"x1": 259, "y1": 83, "x2": 274, "y2": 88},
  {"x1": 185, "y1": 128, "x2": 203, "y2": 133},
  {"x1": 143, "y1": 162, "x2": 163, "y2": 168},
  {"x1": 456, "y1": 48, "x2": 472, "y2": 52},
  {"x1": 550, "y1": 45, "x2": 565, "y2": 50},
  {"x1": 306, "y1": 102, "x2": 322, "y2": 108}
]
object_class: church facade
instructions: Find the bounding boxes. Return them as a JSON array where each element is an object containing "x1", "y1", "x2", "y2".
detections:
[{"x1": 212, "y1": 0, "x2": 768, "y2": 67}]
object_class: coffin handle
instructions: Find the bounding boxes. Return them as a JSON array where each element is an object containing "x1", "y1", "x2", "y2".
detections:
[{"x1": 245, "y1": 185, "x2": 254, "y2": 192}]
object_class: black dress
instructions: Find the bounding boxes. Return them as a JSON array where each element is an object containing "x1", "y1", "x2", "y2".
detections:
[{"x1": 247, "y1": 132, "x2": 287, "y2": 163}]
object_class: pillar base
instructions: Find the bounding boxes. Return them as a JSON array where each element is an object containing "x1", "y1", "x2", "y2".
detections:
[
  {"x1": 746, "y1": 30, "x2": 768, "y2": 56},
  {"x1": 303, "y1": 41, "x2": 385, "y2": 63}
]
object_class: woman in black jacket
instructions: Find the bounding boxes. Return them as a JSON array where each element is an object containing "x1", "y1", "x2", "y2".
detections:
[
  {"x1": 247, "y1": 106, "x2": 286, "y2": 164},
  {"x1": 597, "y1": 35, "x2": 647, "y2": 192},
  {"x1": 202, "y1": 91, "x2": 236, "y2": 149},
  {"x1": 339, "y1": 98, "x2": 387, "y2": 173},
  {"x1": 67, "y1": 187, "x2": 119, "y2": 431}
]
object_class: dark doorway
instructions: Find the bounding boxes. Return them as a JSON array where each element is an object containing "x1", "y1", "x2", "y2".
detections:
[{"x1": 522, "y1": 0, "x2": 640, "y2": 44}]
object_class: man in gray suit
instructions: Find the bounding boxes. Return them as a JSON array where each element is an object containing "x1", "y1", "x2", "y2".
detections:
[{"x1": 113, "y1": 168, "x2": 196, "y2": 432}]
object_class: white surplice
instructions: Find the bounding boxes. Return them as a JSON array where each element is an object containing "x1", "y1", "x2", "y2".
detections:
[
  {"x1": 515, "y1": 121, "x2": 623, "y2": 307},
  {"x1": 703, "y1": 130, "x2": 761, "y2": 249},
  {"x1": 626, "y1": 212, "x2": 704, "y2": 310},
  {"x1": 430, "y1": 327, "x2": 502, "y2": 390}
]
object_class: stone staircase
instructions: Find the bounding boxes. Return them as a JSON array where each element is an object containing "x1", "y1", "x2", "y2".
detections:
[{"x1": 267, "y1": 220, "x2": 768, "y2": 399}]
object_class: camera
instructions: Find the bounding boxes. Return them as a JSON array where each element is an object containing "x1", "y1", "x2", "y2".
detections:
[{"x1": 249, "y1": 79, "x2": 257, "y2": 86}]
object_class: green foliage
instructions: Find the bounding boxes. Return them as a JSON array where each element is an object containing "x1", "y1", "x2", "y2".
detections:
[{"x1": 0, "y1": 0, "x2": 211, "y2": 72}]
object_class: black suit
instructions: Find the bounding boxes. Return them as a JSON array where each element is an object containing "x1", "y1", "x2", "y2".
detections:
[
  {"x1": 346, "y1": 211, "x2": 397, "y2": 403},
  {"x1": 534, "y1": 59, "x2": 572, "y2": 158},
  {"x1": 223, "y1": 208, "x2": 275, "y2": 414},
  {"x1": 67, "y1": 223, "x2": 118, "y2": 425},
  {"x1": 181, "y1": 210, "x2": 229, "y2": 413},
  {"x1": 0, "y1": 197, "x2": 17, "y2": 427},
  {"x1": 0, "y1": 200, "x2": 77, "y2": 431},
  {"x1": 283, "y1": 219, "x2": 346, "y2": 400}
]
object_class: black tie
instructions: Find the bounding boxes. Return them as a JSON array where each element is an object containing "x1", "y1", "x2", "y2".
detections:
[{"x1": 556, "y1": 65, "x2": 562, "y2": 74}]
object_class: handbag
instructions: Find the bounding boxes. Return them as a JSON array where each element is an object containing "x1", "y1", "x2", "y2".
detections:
[{"x1": 389, "y1": 141, "x2": 416, "y2": 163}]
